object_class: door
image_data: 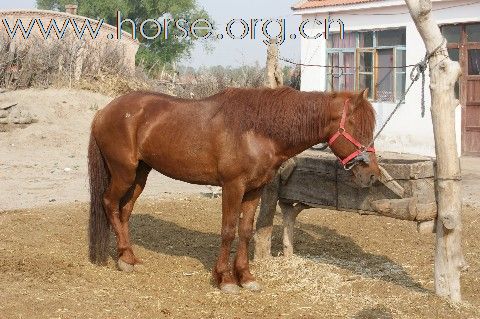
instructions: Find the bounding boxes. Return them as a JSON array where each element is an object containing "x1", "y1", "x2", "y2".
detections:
[
  {"x1": 442, "y1": 23, "x2": 480, "y2": 155},
  {"x1": 464, "y1": 24, "x2": 480, "y2": 155}
]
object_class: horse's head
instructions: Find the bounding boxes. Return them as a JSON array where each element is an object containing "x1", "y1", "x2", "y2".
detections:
[{"x1": 326, "y1": 89, "x2": 380, "y2": 188}]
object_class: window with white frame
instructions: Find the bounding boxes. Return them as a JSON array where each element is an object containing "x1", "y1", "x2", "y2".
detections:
[{"x1": 327, "y1": 28, "x2": 406, "y2": 102}]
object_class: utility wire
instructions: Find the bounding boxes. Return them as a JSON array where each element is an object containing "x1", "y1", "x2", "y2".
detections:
[{"x1": 279, "y1": 56, "x2": 415, "y2": 69}]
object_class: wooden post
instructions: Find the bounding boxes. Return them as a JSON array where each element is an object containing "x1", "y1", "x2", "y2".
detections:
[
  {"x1": 266, "y1": 39, "x2": 283, "y2": 89},
  {"x1": 254, "y1": 172, "x2": 280, "y2": 260},
  {"x1": 280, "y1": 202, "x2": 308, "y2": 258},
  {"x1": 405, "y1": 0, "x2": 464, "y2": 302},
  {"x1": 254, "y1": 158, "x2": 296, "y2": 260}
]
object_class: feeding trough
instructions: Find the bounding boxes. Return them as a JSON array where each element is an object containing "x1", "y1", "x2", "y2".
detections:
[{"x1": 254, "y1": 149, "x2": 437, "y2": 259}]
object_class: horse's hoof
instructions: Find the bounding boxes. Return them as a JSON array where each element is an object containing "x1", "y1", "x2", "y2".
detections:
[
  {"x1": 117, "y1": 259, "x2": 134, "y2": 272},
  {"x1": 242, "y1": 281, "x2": 262, "y2": 291},
  {"x1": 220, "y1": 283, "x2": 240, "y2": 294}
]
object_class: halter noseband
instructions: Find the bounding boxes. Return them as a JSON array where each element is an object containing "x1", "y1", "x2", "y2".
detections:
[{"x1": 328, "y1": 98, "x2": 375, "y2": 170}]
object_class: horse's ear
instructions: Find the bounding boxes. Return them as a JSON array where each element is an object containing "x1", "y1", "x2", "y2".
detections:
[
  {"x1": 361, "y1": 88, "x2": 369, "y2": 100},
  {"x1": 353, "y1": 88, "x2": 369, "y2": 107}
]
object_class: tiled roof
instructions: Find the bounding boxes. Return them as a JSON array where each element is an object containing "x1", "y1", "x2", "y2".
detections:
[{"x1": 292, "y1": 0, "x2": 380, "y2": 10}]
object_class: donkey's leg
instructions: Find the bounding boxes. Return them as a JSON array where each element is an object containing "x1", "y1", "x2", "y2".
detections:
[
  {"x1": 235, "y1": 188, "x2": 262, "y2": 291},
  {"x1": 213, "y1": 181, "x2": 245, "y2": 294},
  {"x1": 281, "y1": 202, "x2": 307, "y2": 258},
  {"x1": 103, "y1": 166, "x2": 136, "y2": 271},
  {"x1": 118, "y1": 162, "x2": 151, "y2": 270}
]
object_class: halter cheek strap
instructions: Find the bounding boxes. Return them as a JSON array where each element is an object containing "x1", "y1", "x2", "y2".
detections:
[{"x1": 327, "y1": 98, "x2": 375, "y2": 167}]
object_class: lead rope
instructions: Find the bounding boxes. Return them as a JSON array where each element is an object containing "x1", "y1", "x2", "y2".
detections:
[
  {"x1": 366, "y1": 38, "x2": 447, "y2": 150},
  {"x1": 421, "y1": 63, "x2": 427, "y2": 117}
]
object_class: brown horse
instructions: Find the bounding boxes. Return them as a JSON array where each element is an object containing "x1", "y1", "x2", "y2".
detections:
[{"x1": 88, "y1": 86, "x2": 380, "y2": 293}]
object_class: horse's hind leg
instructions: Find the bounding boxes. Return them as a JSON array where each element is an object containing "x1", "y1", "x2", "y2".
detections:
[
  {"x1": 102, "y1": 163, "x2": 137, "y2": 270},
  {"x1": 118, "y1": 162, "x2": 151, "y2": 270}
]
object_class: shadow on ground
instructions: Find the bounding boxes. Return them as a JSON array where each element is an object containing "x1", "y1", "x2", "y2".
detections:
[
  {"x1": 130, "y1": 213, "x2": 426, "y2": 292},
  {"x1": 353, "y1": 305, "x2": 394, "y2": 319},
  {"x1": 130, "y1": 213, "x2": 220, "y2": 269}
]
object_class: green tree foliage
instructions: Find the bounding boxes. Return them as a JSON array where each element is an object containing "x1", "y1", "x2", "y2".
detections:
[
  {"x1": 36, "y1": 0, "x2": 211, "y2": 73},
  {"x1": 37, "y1": 0, "x2": 75, "y2": 12}
]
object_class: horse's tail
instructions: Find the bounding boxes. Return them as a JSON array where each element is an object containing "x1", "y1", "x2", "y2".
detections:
[{"x1": 88, "y1": 131, "x2": 110, "y2": 265}]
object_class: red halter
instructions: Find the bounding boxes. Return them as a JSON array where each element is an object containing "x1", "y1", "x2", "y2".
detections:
[{"x1": 328, "y1": 98, "x2": 375, "y2": 168}]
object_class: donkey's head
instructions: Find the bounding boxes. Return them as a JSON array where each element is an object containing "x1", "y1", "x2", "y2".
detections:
[{"x1": 326, "y1": 89, "x2": 380, "y2": 188}]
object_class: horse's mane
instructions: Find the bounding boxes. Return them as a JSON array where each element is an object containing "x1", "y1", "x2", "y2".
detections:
[
  {"x1": 345, "y1": 92, "x2": 377, "y2": 143},
  {"x1": 212, "y1": 86, "x2": 329, "y2": 146},
  {"x1": 211, "y1": 86, "x2": 375, "y2": 147}
]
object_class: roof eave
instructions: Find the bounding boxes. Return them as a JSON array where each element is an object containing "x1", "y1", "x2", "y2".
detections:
[{"x1": 291, "y1": 0, "x2": 407, "y2": 15}]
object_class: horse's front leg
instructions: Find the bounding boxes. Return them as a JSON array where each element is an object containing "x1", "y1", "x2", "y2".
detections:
[
  {"x1": 213, "y1": 181, "x2": 245, "y2": 294},
  {"x1": 235, "y1": 188, "x2": 262, "y2": 291}
]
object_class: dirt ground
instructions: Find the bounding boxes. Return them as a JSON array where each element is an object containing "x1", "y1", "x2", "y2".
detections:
[
  {"x1": 0, "y1": 198, "x2": 479, "y2": 319},
  {"x1": 1, "y1": 89, "x2": 479, "y2": 318}
]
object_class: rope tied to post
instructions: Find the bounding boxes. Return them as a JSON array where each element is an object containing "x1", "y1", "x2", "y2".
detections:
[{"x1": 409, "y1": 38, "x2": 447, "y2": 118}]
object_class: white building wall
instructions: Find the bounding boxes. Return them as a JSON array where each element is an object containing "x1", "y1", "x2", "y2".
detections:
[
  {"x1": 298, "y1": 0, "x2": 480, "y2": 157},
  {"x1": 300, "y1": 17, "x2": 327, "y2": 92}
]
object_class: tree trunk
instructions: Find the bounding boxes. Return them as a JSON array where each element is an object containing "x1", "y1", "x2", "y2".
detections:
[
  {"x1": 405, "y1": 0, "x2": 463, "y2": 302},
  {"x1": 254, "y1": 172, "x2": 280, "y2": 260},
  {"x1": 266, "y1": 39, "x2": 283, "y2": 89}
]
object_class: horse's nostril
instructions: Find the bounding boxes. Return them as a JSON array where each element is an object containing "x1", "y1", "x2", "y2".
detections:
[{"x1": 370, "y1": 174, "x2": 377, "y2": 183}]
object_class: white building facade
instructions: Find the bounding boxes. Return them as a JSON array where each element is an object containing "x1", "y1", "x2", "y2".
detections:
[{"x1": 293, "y1": 0, "x2": 480, "y2": 157}]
